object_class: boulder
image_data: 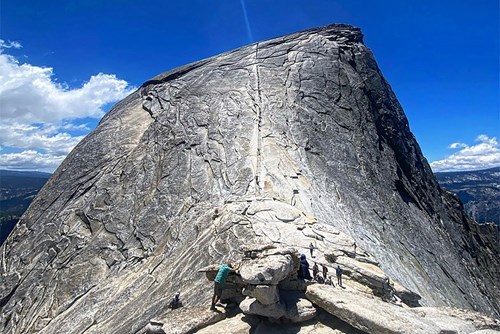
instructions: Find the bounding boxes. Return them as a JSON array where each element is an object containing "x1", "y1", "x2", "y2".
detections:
[
  {"x1": 239, "y1": 297, "x2": 286, "y2": 319},
  {"x1": 239, "y1": 254, "x2": 295, "y2": 285},
  {"x1": 306, "y1": 284, "x2": 441, "y2": 334},
  {"x1": 286, "y1": 297, "x2": 317, "y2": 323},
  {"x1": 239, "y1": 293, "x2": 317, "y2": 324},
  {"x1": 335, "y1": 256, "x2": 387, "y2": 290},
  {"x1": 243, "y1": 284, "x2": 280, "y2": 305},
  {"x1": 144, "y1": 320, "x2": 164, "y2": 334},
  {"x1": 196, "y1": 313, "x2": 259, "y2": 334},
  {"x1": 198, "y1": 264, "x2": 244, "y2": 285},
  {"x1": 392, "y1": 281, "x2": 421, "y2": 307},
  {"x1": 281, "y1": 291, "x2": 317, "y2": 323}
]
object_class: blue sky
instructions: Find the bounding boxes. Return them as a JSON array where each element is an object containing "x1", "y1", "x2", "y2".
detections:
[{"x1": 0, "y1": 0, "x2": 499, "y2": 172}]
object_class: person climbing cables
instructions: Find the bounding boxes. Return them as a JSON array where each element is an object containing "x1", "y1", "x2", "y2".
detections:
[
  {"x1": 322, "y1": 264, "x2": 329, "y2": 282},
  {"x1": 297, "y1": 254, "x2": 312, "y2": 280},
  {"x1": 312, "y1": 262, "x2": 319, "y2": 280},
  {"x1": 211, "y1": 262, "x2": 237, "y2": 310},
  {"x1": 336, "y1": 265, "x2": 343, "y2": 287},
  {"x1": 169, "y1": 291, "x2": 181, "y2": 309},
  {"x1": 309, "y1": 242, "x2": 315, "y2": 258}
]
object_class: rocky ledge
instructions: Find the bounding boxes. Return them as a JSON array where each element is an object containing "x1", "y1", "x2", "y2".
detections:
[{"x1": 144, "y1": 243, "x2": 500, "y2": 334}]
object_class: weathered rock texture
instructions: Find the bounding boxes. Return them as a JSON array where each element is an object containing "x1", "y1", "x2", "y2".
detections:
[
  {"x1": 306, "y1": 284, "x2": 500, "y2": 334},
  {"x1": 1, "y1": 24, "x2": 499, "y2": 333}
]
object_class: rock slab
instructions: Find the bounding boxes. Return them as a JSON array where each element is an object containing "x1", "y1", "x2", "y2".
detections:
[{"x1": 306, "y1": 284, "x2": 441, "y2": 334}]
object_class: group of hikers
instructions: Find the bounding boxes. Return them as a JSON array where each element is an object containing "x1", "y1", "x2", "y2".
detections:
[
  {"x1": 209, "y1": 250, "x2": 344, "y2": 310},
  {"x1": 168, "y1": 246, "x2": 346, "y2": 311},
  {"x1": 304, "y1": 242, "x2": 343, "y2": 286},
  {"x1": 297, "y1": 253, "x2": 343, "y2": 286}
]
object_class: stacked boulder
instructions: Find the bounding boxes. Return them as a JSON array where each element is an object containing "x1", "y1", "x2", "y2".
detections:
[
  {"x1": 200, "y1": 244, "x2": 317, "y2": 323},
  {"x1": 238, "y1": 244, "x2": 317, "y2": 323}
]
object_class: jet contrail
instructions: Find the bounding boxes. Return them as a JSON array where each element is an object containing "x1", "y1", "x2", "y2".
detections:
[{"x1": 240, "y1": 0, "x2": 254, "y2": 43}]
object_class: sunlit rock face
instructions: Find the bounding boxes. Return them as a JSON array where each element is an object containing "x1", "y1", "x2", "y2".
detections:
[{"x1": 0, "y1": 24, "x2": 498, "y2": 334}]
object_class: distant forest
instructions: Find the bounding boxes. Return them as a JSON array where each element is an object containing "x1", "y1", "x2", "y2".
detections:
[{"x1": 0, "y1": 170, "x2": 51, "y2": 244}]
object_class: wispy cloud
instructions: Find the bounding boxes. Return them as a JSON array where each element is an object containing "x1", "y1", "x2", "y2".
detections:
[
  {"x1": 0, "y1": 39, "x2": 22, "y2": 49},
  {"x1": 240, "y1": 0, "x2": 254, "y2": 43},
  {"x1": 0, "y1": 41, "x2": 136, "y2": 172},
  {"x1": 431, "y1": 135, "x2": 500, "y2": 172},
  {"x1": 448, "y1": 142, "x2": 467, "y2": 149}
]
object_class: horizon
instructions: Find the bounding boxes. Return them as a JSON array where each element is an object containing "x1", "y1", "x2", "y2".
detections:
[
  {"x1": 2, "y1": 165, "x2": 500, "y2": 176},
  {"x1": 0, "y1": 1, "x2": 499, "y2": 173}
]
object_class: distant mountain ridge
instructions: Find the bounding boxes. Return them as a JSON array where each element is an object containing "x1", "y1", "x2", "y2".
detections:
[
  {"x1": 0, "y1": 170, "x2": 52, "y2": 178},
  {"x1": 0, "y1": 170, "x2": 51, "y2": 244},
  {"x1": 435, "y1": 167, "x2": 500, "y2": 226}
]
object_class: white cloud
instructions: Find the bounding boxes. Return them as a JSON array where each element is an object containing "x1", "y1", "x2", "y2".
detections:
[
  {"x1": 0, "y1": 150, "x2": 65, "y2": 171},
  {"x1": 0, "y1": 58, "x2": 133, "y2": 124},
  {"x1": 0, "y1": 41, "x2": 136, "y2": 172},
  {"x1": 431, "y1": 135, "x2": 500, "y2": 172},
  {"x1": 448, "y1": 142, "x2": 467, "y2": 149},
  {"x1": 0, "y1": 123, "x2": 84, "y2": 155}
]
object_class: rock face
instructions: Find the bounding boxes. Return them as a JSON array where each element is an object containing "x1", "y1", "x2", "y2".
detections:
[
  {"x1": 0, "y1": 24, "x2": 499, "y2": 333},
  {"x1": 306, "y1": 284, "x2": 500, "y2": 334}
]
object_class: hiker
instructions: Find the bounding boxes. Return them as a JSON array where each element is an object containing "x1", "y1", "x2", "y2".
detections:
[
  {"x1": 169, "y1": 291, "x2": 181, "y2": 309},
  {"x1": 297, "y1": 254, "x2": 312, "y2": 280},
  {"x1": 312, "y1": 262, "x2": 319, "y2": 280},
  {"x1": 382, "y1": 276, "x2": 395, "y2": 301},
  {"x1": 211, "y1": 262, "x2": 236, "y2": 310},
  {"x1": 353, "y1": 242, "x2": 357, "y2": 254},
  {"x1": 322, "y1": 264, "x2": 329, "y2": 282},
  {"x1": 336, "y1": 265, "x2": 343, "y2": 287},
  {"x1": 309, "y1": 242, "x2": 315, "y2": 258}
]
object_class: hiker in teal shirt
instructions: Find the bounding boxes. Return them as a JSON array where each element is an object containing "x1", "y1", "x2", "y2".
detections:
[{"x1": 211, "y1": 263, "x2": 236, "y2": 310}]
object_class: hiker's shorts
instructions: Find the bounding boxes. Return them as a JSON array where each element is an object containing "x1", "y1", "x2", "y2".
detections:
[{"x1": 214, "y1": 281, "x2": 223, "y2": 297}]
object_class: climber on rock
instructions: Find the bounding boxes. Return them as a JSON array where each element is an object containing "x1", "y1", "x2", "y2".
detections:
[
  {"x1": 297, "y1": 254, "x2": 312, "y2": 280},
  {"x1": 382, "y1": 276, "x2": 395, "y2": 302},
  {"x1": 322, "y1": 264, "x2": 329, "y2": 283},
  {"x1": 211, "y1": 262, "x2": 237, "y2": 310},
  {"x1": 336, "y1": 265, "x2": 343, "y2": 287},
  {"x1": 309, "y1": 242, "x2": 315, "y2": 258},
  {"x1": 169, "y1": 291, "x2": 181, "y2": 309},
  {"x1": 312, "y1": 262, "x2": 319, "y2": 280}
]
